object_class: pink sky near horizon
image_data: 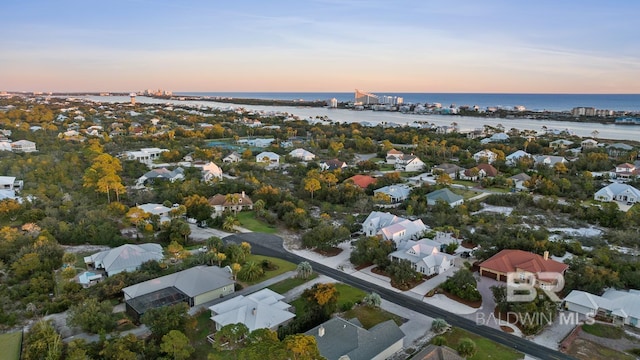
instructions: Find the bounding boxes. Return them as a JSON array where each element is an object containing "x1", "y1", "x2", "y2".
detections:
[{"x1": 2, "y1": 1, "x2": 640, "y2": 94}]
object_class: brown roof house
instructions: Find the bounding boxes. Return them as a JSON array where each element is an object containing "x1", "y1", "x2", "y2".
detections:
[
  {"x1": 411, "y1": 344, "x2": 464, "y2": 360},
  {"x1": 479, "y1": 249, "x2": 568, "y2": 289},
  {"x1": 209, "y1": 192, "x2": 253, "y2": 217},
  {"x1": 346, "y1": 174, "x2": 377, "y2": 189}
]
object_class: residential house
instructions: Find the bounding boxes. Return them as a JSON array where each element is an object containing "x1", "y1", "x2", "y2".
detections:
[
  {"x1": 479, "y1": 249, "x2": 569, "y2": 285},
  {"x1": 549, "y1": 139, "x2": 574, "y2": 149},
  {"x1": 461, "y1": 163, "x2": 498, "y2": 181},
  {"x1": 223, "y1": 151, "x2": 242, "y2": 163},
  {"x1": 374, "y1": 184, "x2": 412, "y2": 203},
  {"x1": 255, "y1": 151, "x2": 280, "y2": 165},
  {"x1": 125, "y1": 148, "x2": 169, "y2": 167},
  {"x1": 123, "y1": 266, "x2": 235, "y2": 320},
  {"x1": 0, "y1": 176, "x2": 23, "y2": 191},
  {"x1": 209, "y1": 288, "x2": 295, "y2": 332},
  {"x1": 345, "y1": 174, "x2": 377, "y2": 189},
  {"x1": 198, "y1": 162, "x2": 223, "y2": 182},
  {"x1": 136, "y1": 167, "x2": 184, "y2": 188},
  {"x1": 563, "y1": 289, "x2": 640, "y2": 328},
  {"x1": 435, "y1": 125, "x2": 456, "y2": 134},
  {"x1": 411, "y1": 345, "x2": 464, "y2": 360},
  {"x1": 581, "y1": 139, "x2": 598, "y2": 150},
  {"x1": 305, "y1": 317, "x2": 405, "y2": 360},
  {"x1": 534, "y1": 155, "x2": 567, "y2": 167},
  {"x1": 208, "y1": 192, "x2": 253, "y2": 216},
  {"x1": 0, "y1": 142, "x2": 12, "y2": 152},
  {"x1": 394, "y1": 154, "x2": 425, "y2": 172},
  {"x1": 594, "y1": 183, "x2": 640, "y2": 204},
  {"x1": 510, "y1": 173, "x2": 532, "y2": 192},
  {"x1": 11, "y1": 140, "x2": 37, "y2": 152},
  {"x1": 426, "y1": 188, "x2": 464, "y2": 207},
  {"x1": 386, "y1": 149, "x2": 404, "y2": 164},
  {"x1": 607, "y1": 143, "x2": 634, "y2": 158},
  {"x1": 137, "y1": 203, "x2": 173, "y2": 223},
  {"x1": 320, "y1": 159, "x2": 347, "y2": 171},
  {"x1": 432, "y1": 163, "x2": 463, "y2": 178},
  {"x1": 389, "y1": 238, "x2": 455, "y2": 276},
  {"x1": 362, "y1": 211, "x2": 427, "y2": 245},
  {"x1": 473, "y1": 149, "x2": 498, "y2": 164},
  {"x1": 84, "y1": 243, "x2": 164, "y2": 277},
  {"x1": 237, "y1": 138, "x2": 274, "y2": 147},
  {"x1": 289, "y1": 148, "x2": 316, "y2": 161},
  {"x1": 612, "y1": 163, "x2": 640, "y2": 181},
  {"x1": 480, "y1": 132, "x2": 510, "y2": 144},
  {"x1": 505, "y1": 150, "x2": 532, "y2": 166}
]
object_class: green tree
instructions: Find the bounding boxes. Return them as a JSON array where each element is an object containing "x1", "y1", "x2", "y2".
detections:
[
  {"x1": 387, "y1": 259, "x2": 420, "y2": 288},
  {"x1": 302, "y1": 283, "x2": 338, "y2": 317},
  {"x1": 160, "y1": 330, "x2": 194, "y2": 360},
  {"x1": 214, "y1": 323, "x2": 249, "y2": 350},
  {"x1": 296, "y1": 261, "x2": 313, "y2": 279},
  {"x1": 23, "y1": 320, "x2": 62, "y2": 360},
  {"x1": 238, "y1": 261, "x2": 264, "y2": 282},
  {"x1": 431, "y1": 318, "x2": 449, "y2": 334},
  {"x1": 83, "y1": 153, "x2": 125, "y2": 203},
  {"x1": 141, "y1": 303, "x2": 193, "y2": 339},
  {"x1": 362, "y1": 292, "x2": 381, "y2": 308},
  {"x1": 223, "y1": 215, "x2": 240, "y2": 232},
  {"x1": 99, "y1": 334, "x2": 144, "y2": 360},
  {"x1": 183, "y1": 194, "x2": 213, "y2": 221},
  {"x1": 457, "y1": 338, "x2": 477, "y2": 358},
  {"x1": 68, "y1": 298, "x2": 116, "y2": 333}
]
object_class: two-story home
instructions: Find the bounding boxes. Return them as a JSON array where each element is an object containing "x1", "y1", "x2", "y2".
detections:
[
  {"x1": 394, "y1": 154, "x2": 425, "y2": 172},
  {"x1": 473, "y1": 149, "x2": 498, "y2": 164},
  {"x1": 386, "y1": 149, "x2": 404, "y2": 164},
  {"x1": 612, "y1": 163, "x2": 640, "y2": 181},
  {"x1": 505, "y1": 150, "x2": 532, "y2": 167},
  {"x1": 389, "y1": 238, "x2": 455, "y2": 276}
]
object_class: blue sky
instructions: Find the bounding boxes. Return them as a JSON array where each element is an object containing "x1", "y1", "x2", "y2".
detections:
[{"x1": 2, "y1": 0, "x2": 639, "y2": 93}]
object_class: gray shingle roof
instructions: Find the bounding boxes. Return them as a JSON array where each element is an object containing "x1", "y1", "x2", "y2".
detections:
[
  {"x1": 123, "y1": 266, "x2": 234, "y2": 299},
  {"x1": 305, "y1": 317, "x2": 404, "y2": 360}
]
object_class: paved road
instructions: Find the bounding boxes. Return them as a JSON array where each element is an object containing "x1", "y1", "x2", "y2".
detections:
[{"x1": 224, "y1": 233, "x2": 575, "y2": 360}]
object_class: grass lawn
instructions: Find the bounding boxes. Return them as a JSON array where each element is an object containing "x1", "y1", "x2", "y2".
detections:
[
  {"x1": 0, "y1": 331, "x2": 22, "y2": 360},
  {"x1": 581, "y1": 323, "x2": 624, "y2": 339},
  {"x1": 342, "y1": 305, "x2": 404, "y2": 329},
  {"x1": 190, "y1": 309, "x2": 217, "y2": 359},
  {"x1": 438, "y1": 327, "x2": 524, "y2": 360},
  {"x1": 236, "y1": 211, "x2": 277, "y2": 233},
  {"x1": 453, "y1": 180, "x2": 477, "y2": 188},
  {"x1": 566, "y1": 338, "x2": 635, "y2": 360},
  {"x1": 267, "y1": 273, "x2": 319, "y2": 294},
  {"x1": 243, "y1": 254, "x2": 297, "y2": 285},
  {"x1": 335, "y1": 283, "x2": 367, "y2": 309}
]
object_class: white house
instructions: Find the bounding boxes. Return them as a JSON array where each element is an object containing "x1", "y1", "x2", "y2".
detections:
[
  {"x1": 480, "y1": 133, "x2": 510, "y2": 144},
  {"x1": 389, "y1": 238, "x2": 455, "y2": 276},
  {"x1": 581, "y1": 139, "x2": 598, "y2": 150},
  {"x1": 223, "y1": 151, "x2": 241, "y2": 163},
  {"x1": 373, "y1": 184, "x2": 412, "y2": 203},
  {"x1": 11, "y1": 140, "x2": 37, "y2": 152},
  {"x1": 612, "y1": 163, "x2": 640, "y2": 181},
  {"x1": 0, "y1": 176, "x2": 23, "y2": 191},
  {"x1": 362, "y1": 211, "x2": 427, "y2": 246},
  {"x1": 550, "y1": 139, "x2": 574, "y2": 149},
  {"x1": 394, "y1": 155, "x2": 425, "y2": 172},
  {"x1": 505, "y1": 150, "x2": 532, "y2": 166},
  {"x1": 238, "y1": 138, "x2": 274, "y2": 147},
  {"x1": 289, "y1": 148, "x2": 316, "y2": 161},
  {"x1": 256, "y1": 151, "x2": 280, "y2": 165},
  {"x1": 534, "y1": 155, "x2": 567, "y2": 167},
  {"x1": 473, "y1": 149, "x2": 498, "y2": 164},
  {"x1": 199, "y1": 162, "x2": 223, "y2": 182},
  {"x1": 209, "y1": 288, "x2": 295, "y2": 332},
  {"x1": 594, "y1": 183, "x2": 640, "y2": 204},
  {"x1": 564, "y1": 289, "x2": 640, "y2": 327},
  {"x1": 137, "y1": 203, "x2": 173, "y2": 223},
  {"x1": 125, "y1": 148, "x2": 169, "y2": 167},
  {"x1": 84, "y1": 243, "x2": 164, "y2": 276},
  {"x1": 386, "y1": 149, "x2": 404, "y2": 164}
]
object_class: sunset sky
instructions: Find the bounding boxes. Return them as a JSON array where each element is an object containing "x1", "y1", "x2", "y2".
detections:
[{"x1": 2, "y1": 0, "x2": 639, "y2": 93}]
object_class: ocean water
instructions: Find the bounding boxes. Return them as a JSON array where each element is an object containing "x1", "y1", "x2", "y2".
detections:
[{"x1": 175, "y1": 92, "x2": 640, "y2": 112}]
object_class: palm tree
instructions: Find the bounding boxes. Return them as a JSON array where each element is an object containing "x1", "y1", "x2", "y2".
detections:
[
  {"x1": 296, "y1": 261, "x2": 313, "y2": 279},
  {"x1": 225, "y1": 194, "x2": 240, "y2": 215},
  {"x1": 222, "y1": 216, "x2": 239, "y2": 232},
  {"x1": 238, "y1": 261, "x2": 264, "y2": 282}
]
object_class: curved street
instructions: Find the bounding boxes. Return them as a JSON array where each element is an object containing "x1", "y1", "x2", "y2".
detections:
[{"x1": 225, "y1": 232, "x2": 575, "y2": 360}]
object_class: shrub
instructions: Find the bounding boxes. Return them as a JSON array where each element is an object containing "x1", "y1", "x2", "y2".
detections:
[{"x1": 431, "y1": 335, "x2": 447, "y2": 346}]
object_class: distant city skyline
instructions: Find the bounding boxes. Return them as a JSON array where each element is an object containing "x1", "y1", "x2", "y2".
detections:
[{"x1": 2, "y1": 1, "x2": 639, "y2": 94}]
